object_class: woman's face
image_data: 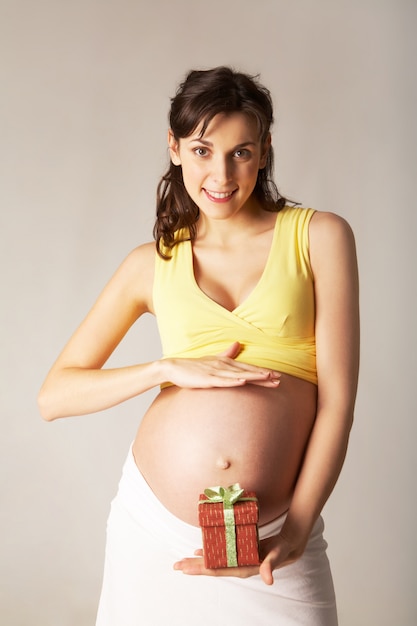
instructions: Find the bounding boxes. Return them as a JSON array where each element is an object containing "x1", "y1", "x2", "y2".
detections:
[{"x1": 168, "y1": 112, "x2": 270, "y2": 222}]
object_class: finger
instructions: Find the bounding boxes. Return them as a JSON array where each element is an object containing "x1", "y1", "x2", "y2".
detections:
[
  {"x1": 219, "y1": 360, "x2": 281, "y2": 379},
  {"x1": 218, "y1": 342, "x2": 241, "y2": 359},
  {"x1": 173, "y1": 557, "x2": 207, "y2": 575},
  {"x1": 202, "y1": 373, "x2": 279, "y2": 389},
  {"x1": 259, "y1": 559, "x2": 275, "y2": 586},
  {"x1": 212, "y1": 363, "x2": 281, "y2": 379},
  {"x1": 204, "y1": 564, "x2": 260, "y2": 579},
  {"x1": 247, "y1": 378, "x2": 281, "y2": 388},
  {"x1": 258, "y1": 537, "x2": 295, "y2": 581},
  {"x1": 173, "y1": 558, "x2": 259, "y2": 579}
]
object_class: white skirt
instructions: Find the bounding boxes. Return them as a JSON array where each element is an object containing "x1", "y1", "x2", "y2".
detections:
[{"x1": 96, "y1": 445, "x2": 338, "y2": 626}]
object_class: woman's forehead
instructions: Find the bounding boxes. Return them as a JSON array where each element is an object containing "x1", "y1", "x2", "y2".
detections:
[{"x1": 189, "y1": 111, "x2": 261, "y2": 140}]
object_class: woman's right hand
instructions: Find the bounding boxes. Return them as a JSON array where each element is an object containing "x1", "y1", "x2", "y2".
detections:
[{"x1": 161, "y1": 342, "x2": 281, "y2": 389}]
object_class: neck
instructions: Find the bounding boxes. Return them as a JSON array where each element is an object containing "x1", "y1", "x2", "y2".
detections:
[{"x1": 196, "y1": 201, "x2": 269, "y2": 244}]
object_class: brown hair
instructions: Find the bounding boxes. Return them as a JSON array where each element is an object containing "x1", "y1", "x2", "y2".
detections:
[{"x1": 154, "y1": 66, "x2": 287, "y2": 258}]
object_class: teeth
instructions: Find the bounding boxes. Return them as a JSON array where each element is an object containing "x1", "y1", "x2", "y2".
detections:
[{"x1": 207, "y1": 190, "x2": 234, "y2": 199}]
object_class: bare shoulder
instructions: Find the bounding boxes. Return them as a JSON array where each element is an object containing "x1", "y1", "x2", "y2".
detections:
[
  {"x1": 309, "y1": 210, "x2": 355, "y2": 243},
  {"x1": 45, "y1": 240, "x2": 158, "y2": 372},
  {"x1": 116, "y1": 240, "x2": 156, "y2": 311},
  {"x1": 309, "y1": 211, "x2": 357, "y2": 273},
  {"x1": 123, "y1": 240, "x2": 156, "y2": 276}
]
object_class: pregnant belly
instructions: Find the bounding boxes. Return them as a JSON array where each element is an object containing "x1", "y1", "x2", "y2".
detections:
[{"x1": 133, "y1": 377, "x2": 317, "y2": 526}]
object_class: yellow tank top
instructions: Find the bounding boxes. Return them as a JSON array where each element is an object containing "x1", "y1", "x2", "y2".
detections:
[{"x1": 153, "y1": 206, "x2": 317, "y2": 385}]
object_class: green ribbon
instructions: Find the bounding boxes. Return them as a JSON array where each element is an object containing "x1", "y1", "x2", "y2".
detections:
[{"x1": 200, "y1": 483, "x2": 256, "y2": 568}]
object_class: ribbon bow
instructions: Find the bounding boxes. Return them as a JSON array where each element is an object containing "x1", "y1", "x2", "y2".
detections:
[
  {"x1": 200, "y1": 483, "x2": 256, "y2": 567},
  {"x1": 203, "y1": 483, "x2": 245, "y2": 506}
]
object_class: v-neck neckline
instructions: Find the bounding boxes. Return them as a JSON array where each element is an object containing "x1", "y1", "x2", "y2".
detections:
[{"x1": 186, "y1": 211, "x2": 281, "y2": 314}]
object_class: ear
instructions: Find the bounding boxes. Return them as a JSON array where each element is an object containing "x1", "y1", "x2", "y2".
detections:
[
  {"x1": 168, "y1": 129, "x2": 181, "y2": 166},
  {"x1": 259, "y1": 133, "x2": 271, "y2": 169}
]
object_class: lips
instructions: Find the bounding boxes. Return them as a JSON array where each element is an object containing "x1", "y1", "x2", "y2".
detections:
[{"x1": 204, "y1": 189, "x2": 237, "y2": 201}]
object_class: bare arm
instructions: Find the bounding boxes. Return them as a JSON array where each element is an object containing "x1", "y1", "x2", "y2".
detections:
[
  {"x1": 38, "y1": 243, "x2": 158, "y2": 420},
  {"x1": 260, "y1": 211, "x2": 360, "y2": 581},
  {"x1": 38, "y1": 244, "x2": 280, "y2": 421}
]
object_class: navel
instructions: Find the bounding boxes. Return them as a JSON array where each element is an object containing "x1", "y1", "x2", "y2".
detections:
[{"x1": 215, "y1": 457, "x2": 231, "y2": 470}]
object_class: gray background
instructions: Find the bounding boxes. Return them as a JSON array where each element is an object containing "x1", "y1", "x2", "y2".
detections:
[{"x1": 1, "y1": 1, "x2": 416, "y2": 624}]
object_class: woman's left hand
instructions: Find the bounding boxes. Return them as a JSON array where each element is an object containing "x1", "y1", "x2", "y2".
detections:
[{"x1": 173, "y1": 532, "x2": 303, "y2": 586}]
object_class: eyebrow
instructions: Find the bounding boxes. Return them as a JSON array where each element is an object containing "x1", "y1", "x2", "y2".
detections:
[{"x1": 188, "y1": 138, "x2": 257, "y2": 149}]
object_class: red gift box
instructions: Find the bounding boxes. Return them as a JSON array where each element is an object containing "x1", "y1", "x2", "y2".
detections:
[{"x1": 198, "y1": 484, "x2": 260, "y2": 569}]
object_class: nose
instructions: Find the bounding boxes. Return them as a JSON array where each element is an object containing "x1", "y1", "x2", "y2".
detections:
[{"x1": 211, "y1": 155, "x2": 232, "y2": 186}]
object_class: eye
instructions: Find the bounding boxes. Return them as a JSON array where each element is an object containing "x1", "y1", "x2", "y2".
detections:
[
  {"x1": 233, "y1": 149, "x2": 250, "y2": 159},
  {"x1": 193, "y1": 147, "x2": 208, "y2": 157}
]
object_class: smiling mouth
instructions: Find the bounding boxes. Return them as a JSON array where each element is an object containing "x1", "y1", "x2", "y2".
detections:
[{"x1": 204, "y1": 189, "x2": 236, "y2": 201}]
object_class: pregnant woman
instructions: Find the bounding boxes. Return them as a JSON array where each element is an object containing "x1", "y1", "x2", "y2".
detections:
[{"x1": 39, "y1": 66, "x2": 359, "y2": 625}]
